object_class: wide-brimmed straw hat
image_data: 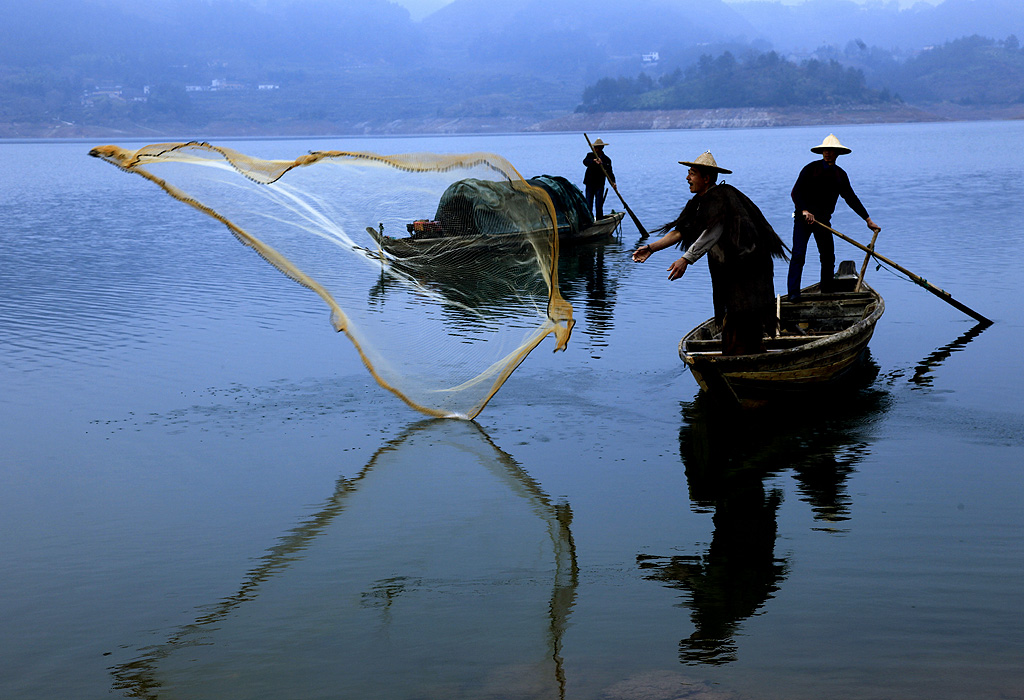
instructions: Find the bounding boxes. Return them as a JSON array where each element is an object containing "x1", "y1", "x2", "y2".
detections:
[
  {"x1": 811, "y1": 133, "x2": 851, "y2": 155},
  {"x1": 678, "y1": 151, "x2": 732, "y2": 174},
  {"x1": 592, "y1": 138, "x2": 608, "y2": 148}
]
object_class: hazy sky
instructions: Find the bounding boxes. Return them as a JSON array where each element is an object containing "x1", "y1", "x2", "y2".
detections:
[{"x1": 393, "y1": 0, "x2": 944, "y2": 20}]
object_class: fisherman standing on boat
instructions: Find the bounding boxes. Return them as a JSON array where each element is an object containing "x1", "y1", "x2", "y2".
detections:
[
  {"x1": 632, "y1": 152, "x2": 786, "y2": 356},
  {"x1": 583, "y1": 138, "x2": 615, "y2": 220},
  {"x1": 787, "y1": 134, "x2": 881, "y2": 300}
]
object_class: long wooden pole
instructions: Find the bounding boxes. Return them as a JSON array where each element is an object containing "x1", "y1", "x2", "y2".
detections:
[
  {"x1": 583, "y1": 133, "x2": 649, "y2": 238},
  {"x1": 816, "y1": 221, "x2": 992, "y2": 325}
]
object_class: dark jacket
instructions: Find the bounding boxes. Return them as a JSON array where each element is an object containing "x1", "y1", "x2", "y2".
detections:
[
  {"x1": 791, "y1": 160, "x2": 869, "y2": 223},
  {"x1": 668, "y1": 184, "x2": 785, "y2": 326},
  {"x1": 583, "y1": 151, "x2": 614, "y2": 187}
]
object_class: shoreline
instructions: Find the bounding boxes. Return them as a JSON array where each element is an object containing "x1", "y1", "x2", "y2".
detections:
[{"x1": 4, "y1": 104, "x2": 1022, "y2": 141}]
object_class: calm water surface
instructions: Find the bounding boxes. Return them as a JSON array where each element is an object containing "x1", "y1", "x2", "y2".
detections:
[{"x1": 2, "y1": 122, "x2": 1023, "y2": 700}]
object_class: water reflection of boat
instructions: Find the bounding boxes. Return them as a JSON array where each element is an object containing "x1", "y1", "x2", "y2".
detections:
[
  {"x1": 558, "y1": 243, "x2": 618, "y2": 357},
  {"x1": 679, "y1": 260, "x2": 884, "y2": 407},
  {"x1": 366, "y1": 234, "x2": 622, "y2": 346},
  {"x1": 111, "y1": 420, "x2": 577, "y2": 700},
  {"x1": 639, "y1": 387, "x2": 890, "y2": 665},
  {"x1": 368, "y1": 250, "x2": 544, "y2": 313},
  {"x1": 365, "y1": 175, "x2": 623, "y2": 259}
]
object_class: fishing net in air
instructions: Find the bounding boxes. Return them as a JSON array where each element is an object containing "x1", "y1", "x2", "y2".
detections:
[{"x1": 89, "y1": 142, "x2": 574, "y2": 419}]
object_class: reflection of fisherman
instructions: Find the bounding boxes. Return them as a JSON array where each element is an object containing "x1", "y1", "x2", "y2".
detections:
[
  {"x1": 646, "y1": 473, "x2": 784, "y2": 665},
  {"x1": 788, "y1": 134, "x2": 881, "y2": 300},
  {"x1": 583, "y1": 138, "x2": 615, "y2": 219},
  {"x1": 637, "y1": 402, "x2": 789, "y2": 665},
  {"x1": 632, "y1": 151, "x2": 786, "y2": 356}
]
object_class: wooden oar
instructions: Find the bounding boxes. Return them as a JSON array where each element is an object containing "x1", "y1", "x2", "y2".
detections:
[
  {"x1": 584, "y1": 133, "x2": 649, "y2": 238},
  {"x1": 816, "y1": 221, "x2": 992, "y2": 325}
]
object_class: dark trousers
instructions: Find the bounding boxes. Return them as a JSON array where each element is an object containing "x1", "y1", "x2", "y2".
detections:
[
  {"x1": 787, "y1": 218, "x2": 835, "y2": 297},
  {"x1": 722, "y1": 310, "x2": 768, "y2": 356},
  {"x1": 585, "y1": 184, "x2": 606, "y2": 219}
]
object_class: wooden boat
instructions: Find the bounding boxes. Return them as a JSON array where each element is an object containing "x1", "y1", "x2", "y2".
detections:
[
  {"x1": 365, "y1": 174, "x2": 623, "y2": 259},
  {"x1": 678, "y1": 260, "x2": 884, "y2": 407},
  {"x1": 366, "y1": 211, "x2": 624, "y2": 259}
]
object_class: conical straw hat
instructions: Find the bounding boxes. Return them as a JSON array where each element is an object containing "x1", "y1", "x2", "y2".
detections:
[
  {"x1": 678, "y1": 151, "x2": 732, "y2": 174},
  {"x1": 811, "y1": 133, "x2": 851, "y2": 155},
  {"x1": 592, "y1": 138, "x2": 608, "y2": 147}
]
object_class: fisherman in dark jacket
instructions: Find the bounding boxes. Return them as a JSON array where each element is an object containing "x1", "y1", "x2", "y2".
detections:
[
  {"x1": 788, "y1": 134, "x2": 881, "y2": 299},
  {"x1": 583, "y1": 138, "x2": 615, "y2": 219},
  {"x1": 632, "y1": 151, "x2": 787, "y2": 356}
]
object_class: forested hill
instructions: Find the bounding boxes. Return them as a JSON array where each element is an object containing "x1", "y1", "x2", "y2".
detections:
[
  {"x1": 577, "y1": 53, "x2": 895, "y2": 113},
  {"x1": 888, "y1": 34, "x2": 1024, "y2": 103},
  {"x1": 577, "y1": 36, "x2": 1024, "y2": 113}
]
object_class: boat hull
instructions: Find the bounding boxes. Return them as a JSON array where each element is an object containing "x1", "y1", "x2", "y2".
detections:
[
  {"x1": 367, "y1": 212, "x2": 624, "y2": 259},
  {"x1": 679, "y1": 268, "x2": 884, "y2": 407}
]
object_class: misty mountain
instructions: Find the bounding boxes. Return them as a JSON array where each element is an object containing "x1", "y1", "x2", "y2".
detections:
[
  {"x1": 726, "y1": 0, "x2": 1024, "y2": 53},
  {"x1": 10, "y1": 0, "x2": 1021, "y2": 76},
  {"x1": 421, "y1": 0, "x2": 760, "y2": 78},
  {"x1": 3, "y1": 0, "x2": 1022, "y2": 136},
  {"x1": 3, "y1": 0, "x2": 419, "y2": 69},
  {"x1": 416, "y1": 0, "x2": 1024, "y2": 71}
]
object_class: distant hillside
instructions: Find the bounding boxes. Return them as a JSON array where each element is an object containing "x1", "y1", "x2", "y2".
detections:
[
  {"x1": 577, "y1": 51, "x2": 896, "y2": 112},
  {"x1": 2, "y1": 0, "x2": 1023, "y2": 138},
  {"x1": 887, "y1": 35, "x2": 1024, "y2": 103},
  {"x1": 576, "y1": 36, "x2": 1024, "y2": 112}
]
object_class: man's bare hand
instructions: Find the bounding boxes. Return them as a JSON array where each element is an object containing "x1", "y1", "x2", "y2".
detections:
[
  {"x1": 667, "y1": 257, "x2": 689, "y2": 281},
  {"x1": 632, "y1": 244, "x2": 652, "y2": 263}
]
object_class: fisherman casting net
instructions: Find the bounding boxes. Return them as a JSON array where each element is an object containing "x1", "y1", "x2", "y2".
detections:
[{"x1": 89, "y1": 142, "x2": 573, "y2": 419}]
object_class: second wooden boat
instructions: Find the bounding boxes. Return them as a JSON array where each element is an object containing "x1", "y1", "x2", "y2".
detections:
[
  {"x1": 678, "y1": 260, "x2": 884, "y2": 407},
  {"x1": 366, "y1": 174, "x2": 623, "y2": 259}
]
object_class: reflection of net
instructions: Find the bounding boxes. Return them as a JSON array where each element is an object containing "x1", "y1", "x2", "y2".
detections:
[
  {"x1": 89, "y1": 142, "x2": 573, "y2": 419},
  {"x1": 109, "y1": 419, "x2": 578, "y2": 700}
]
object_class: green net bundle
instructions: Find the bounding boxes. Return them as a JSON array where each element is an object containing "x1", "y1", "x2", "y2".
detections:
[{"x1": 89, "y1": 142, "x2": 574, "y2": 419}]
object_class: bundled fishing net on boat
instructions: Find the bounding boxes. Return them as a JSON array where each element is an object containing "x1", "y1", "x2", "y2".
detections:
[
  {"x1": 426, "y1": 175, "x2": 594, "y2": 241},
  {"x1": 88, "y1": 142, "x2": 573, "y2": 419},
  {"x1": 530, "y1": 175, "x2": 595, "y2": 236}
]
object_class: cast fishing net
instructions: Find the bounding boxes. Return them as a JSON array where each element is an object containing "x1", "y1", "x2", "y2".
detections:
[{"x1": 89, "y1": 142, "x2": 573, "y2": 419}]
